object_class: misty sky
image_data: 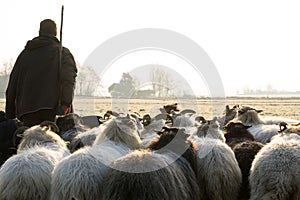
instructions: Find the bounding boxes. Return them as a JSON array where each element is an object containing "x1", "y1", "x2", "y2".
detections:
[{"x1": 1, "y1": 0, "x2": 300, "y2": 96}]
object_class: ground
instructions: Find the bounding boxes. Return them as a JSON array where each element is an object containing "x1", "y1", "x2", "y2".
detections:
[{"x1": 1, "y1": 96, "x2": 300, "y2": 120}]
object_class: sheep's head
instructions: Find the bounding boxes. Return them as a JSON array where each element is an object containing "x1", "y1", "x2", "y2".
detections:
[
  {"x1": 94, "y1": 115, "x2": 142, "y2": 149},
  {"x1": 40, "y1": 120, "x2": 60, "y2": 133},
  {"x1": 224, "y1": 105, "x2": 239, "y2": 123},
  {"x1": 195, "y1": 116, "x2": 206, "y2": 123},
  {"x1": 17, "y1": 125, "x2": 67, "y2": 151},
  {"x1": 56, "y1": 113, "x2": 83, "y2": 134},
  {"x1": 238, "y1": 105, "x2": 263, "y2": 116},
  {"x1": 224, "y1": 121, "x2": 252, "y2": 134},
  {"x1": 141, "y1": 114, "x2": 152, "y2": 126},
  {"x1": 237, "y1": 105, "x2": 265, "y2": 126},
  {"x1": 157, "y1": 126, "x2": 188, "y2": 138},
  {"x1": 160, "y1": 103, "x2": 180, "y2": 114},
  {"x1": 278, "y1": 122, "x2": 300, "y2": 135},
  {"x1": 208, "y1": 117, "x2": 220, "y2": 129},
  {"x1": 103, "y1": 110, "x2": 120, "y2": 120},
  {"x1": 146, "y1": 126, "x2": 190, "y2": 149}
]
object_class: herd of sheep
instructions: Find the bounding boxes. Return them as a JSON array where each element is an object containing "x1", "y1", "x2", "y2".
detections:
[{"x1": 0, "y1": 103, "x2": 299, "y2": 200}]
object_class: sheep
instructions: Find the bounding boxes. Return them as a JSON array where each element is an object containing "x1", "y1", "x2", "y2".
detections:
[
  {"x1": 173, "y1": 114, "x2": 199, "y2": 129},
  {"x1": 191, "y1": 119, "x2": 242, "y2": 200},
  {"x1": 217, "y1": 105, "x2": 239, "y2": 127},
  {"x1": 140, "y1": 113, "x2": 173, "y2": 147},
  {"x1": 195, "y1": 105, "x2": 239, "y2": 139},
  {"x1": 249, "y1": 133, "x2": 300, "y2": 200},
  {"x1": 128, "y1": 112, "x2": 144, "y2": 132},
  {"x1": 223, "y1": 120, "x2": 264, "y2": 199},
  {"x1": 68, "y1": 125, "x2": 103, "y2": 153},
  {"x1": 17, "y1": 125, "x2": 69, "y2": 154},
  {"x1": 0, "y1": 113, "x2": 18, "y2": 166},
  {"x1": 238, "y1": 105, "x2": 300, "y2": 125},
  {"x1": 50, "y1": 140, "x2": 129, "y2": 200},
  {"x1": 51, "y1": 114, "x2": 146, "y2": 199},
  {"x1": 103, "y1": 110, "x2": 120, "y2": 120},
  {"x1": 69, "y1": 114, "x2": 143, "y2": 152},
  {"x1": 146, "y1": 126, "x2": 199, "y2": 177},
  {"x1": 81, "y1": 115, "x2": 103, "y2": 128},
  {"x1": 93, "y1": 115, "x2": 142, "y2": 149},
  {"x1": 224, "y1": 120, "x2": 254, "y2": 148},
  {"x1": 159, "y1": 103, "x2": 180, "y2": 114},
  {"x1": 278, "y1": 121, "x2": 300, "y2": 134},
  {"x1": 0, "y1": 146, "x2": 65, "y2": 200},
  {"x1": 233, "y1": 141, "x2": 264, "y2": 200},
  {"x1": 195, "y1": 117, "x2": 226, "y2": 142},
  {"x1": 141, "y1": 113, "x2": 173, "y2": 128},
  {"x1": 193, "y1": 137, "x2": 242, "y2": 200},
  {"x1": 101, "y1": 149, "x2": 200, "y2": 200},
  {"x1": 55, "y1": 113, "x2": 90, "y2": 142},
  {"x1": 237, "y1": 106, "x2": 286, "y2": 143},
  {"x1": 0, "y1": 125, "x2": 69, "y2": 200}
]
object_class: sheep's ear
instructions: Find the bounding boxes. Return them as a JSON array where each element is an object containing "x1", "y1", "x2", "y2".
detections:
[
  {"x1": 256, "y1": 109, "x2": 263, "y2": 113},
  {"x1": 245, "y1": 125, "x2": 252, "y2": 129},
  {"x1": 226, "y1": 105, "x2": 230, "y2": 113}
]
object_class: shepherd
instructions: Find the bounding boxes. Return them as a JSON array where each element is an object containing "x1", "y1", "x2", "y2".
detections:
[{"x1": 5, "y1": 7, "x2": 77, "y2": 127}]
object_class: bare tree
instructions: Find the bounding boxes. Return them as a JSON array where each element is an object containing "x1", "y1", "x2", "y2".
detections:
[
  {"x1": 0, "y1": 59, "x2": 15, "y2": 97},
  {"x1": 75, "y1": 63, "x2": 102, "y2": 96},
  {"x1": 0, "y1": 58, "x2": 15, "y2": 76},
  {"x1": 150, "y1": 66, "x2": 175, "y2": 97}
]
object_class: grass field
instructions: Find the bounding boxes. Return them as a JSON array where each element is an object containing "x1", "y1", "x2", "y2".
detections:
[{"x1": 1, "y1": 96, "x2": 300, "y2": 120}]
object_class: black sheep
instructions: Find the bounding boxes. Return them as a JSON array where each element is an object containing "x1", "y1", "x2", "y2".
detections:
[
  {"x1": 224, "y1": 121, "x2": 264, "y2": 200},
  {"x1": 146, "y1": 126, "x2": 198, "y2": 178},
  {"x1": 224, "y1": 121, "x2": 254, "y2": 148}
]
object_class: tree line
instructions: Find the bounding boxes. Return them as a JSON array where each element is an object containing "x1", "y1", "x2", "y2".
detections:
[{"x1": 0, "y1": 59, "x2": 183, "y2": 98}]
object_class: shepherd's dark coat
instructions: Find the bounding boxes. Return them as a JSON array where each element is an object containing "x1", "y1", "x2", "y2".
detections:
[{"x1": 5, "y1": 34, "x2": 77, "y2": 119}]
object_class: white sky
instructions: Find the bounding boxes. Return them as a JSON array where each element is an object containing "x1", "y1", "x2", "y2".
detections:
[{"x1": 1, "y1": 0, "x2": 300, "y2": 96}]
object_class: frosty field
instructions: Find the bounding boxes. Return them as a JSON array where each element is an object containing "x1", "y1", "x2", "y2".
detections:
[
  {"x1": 1, "y1": 96, "x2": 300, "y2": 121},
  {"x1": 74, "y1": 96, "x2": 300, "y2": 121}
]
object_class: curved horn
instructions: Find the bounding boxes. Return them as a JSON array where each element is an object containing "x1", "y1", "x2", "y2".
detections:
[
  {"x1": 153, "y1": 113, "x2": 174, "y2": 125},
  {"x1": 179, "y1": 109, "x2": 196, "y2": 115},
  {"x1": 39, "y1": 121, "x2": 60, "y2": 133}
]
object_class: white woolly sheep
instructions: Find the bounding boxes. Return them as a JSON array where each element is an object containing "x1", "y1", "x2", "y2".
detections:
[
  {"x1": 50, "y1": 140, "x2": 130, "y2": 200},
  {"x1": 93, "y1": 115, "x2": 142, "y2": 149},
  {"x1": 249, "y1": 133, "x2": 300, "y2": 200},
  {"x1": 237, "y1": 107, "x2": 285, "y2": 143},
  {"x1": 191, "y1": 119, "x2": 242, "y2": 200},
  {"x1": 238, "y1": 105, "x2": 300, "y2": 125},
  {"x1": 17, "y1": 125, "x2": 69, "y2": 153},
  {"x1": 0, "y1": 125, "x2": 69, "y2": 200}
]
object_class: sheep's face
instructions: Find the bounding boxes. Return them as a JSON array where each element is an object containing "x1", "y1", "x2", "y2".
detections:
[
  {"x1": 279, "y1": 122, "x2": 300, "y2": 135},
  {"x1": 160, "y1": 103, "x2": 180, "y2": 114},
  {"x1": 56, "y1": 113, "x2": 83, "y2": 134},
  {"x1": 142, "y1": 114, "x2": 152, "y2": 126},
  {"x1": 157, "y1": 126, "x2": 188, "y2": 139},
  {"x1": 238, "y1": 105, "x2": 263, "y2": 116},
  {"x1": 147, "y1": 126, "x2": 196, "y2": 157},
  {"x1": 208, "y1": 118, "x2": 220, "y2": 130},
  {"x1": 224, "y1": 105, "x2": 239, "y2": 122},
  {"x1": 224, "y1": 121, "x2": 251, "y2": 133}
]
